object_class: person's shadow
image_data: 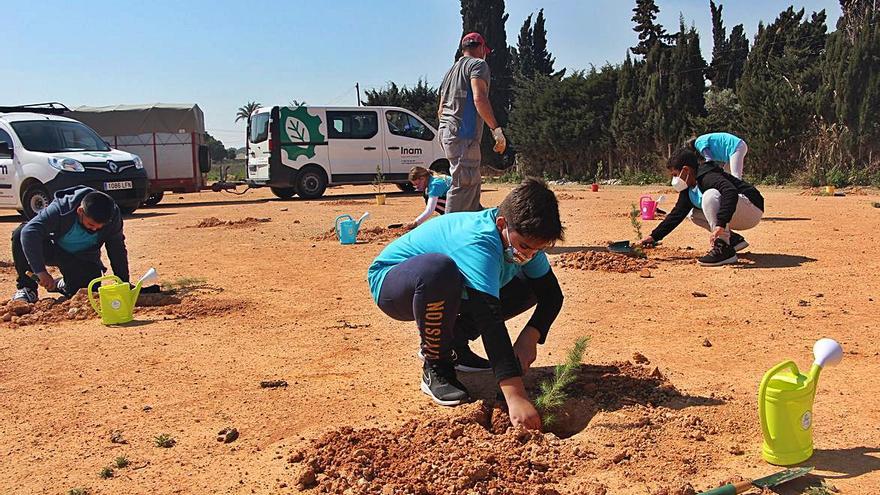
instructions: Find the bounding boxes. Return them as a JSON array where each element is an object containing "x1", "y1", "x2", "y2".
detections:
[
  {"x1": 765, "y1": 447, "x2": 880, "y2": 493},
  {"x1": 459, "y1": 362, "x2": 724, "y2": 438},
  {"x1": 736, "y1": 253, "x2": 818, "y2": 269}
]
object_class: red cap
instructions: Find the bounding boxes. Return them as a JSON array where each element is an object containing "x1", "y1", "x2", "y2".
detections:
[{"x1": 461, "y1": 32, "x2": 491, "y2": 53}]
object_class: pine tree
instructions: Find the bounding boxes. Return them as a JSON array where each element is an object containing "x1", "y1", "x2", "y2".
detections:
[
  {"x1": 459, "y1": 0, "x2": 514, "y2": 169},
  {"x1": 631, "y1": 0, "x2": 670, "y2": 56},
  {"x1": 532, "y1": 9, "x2": 556, "y2": 77},
  {"x1": 708, "y1": 1, "x2": 749, "y2": 91},
  {"x1": 512, "y1": 13, "x2": 535, "y2": 78}
]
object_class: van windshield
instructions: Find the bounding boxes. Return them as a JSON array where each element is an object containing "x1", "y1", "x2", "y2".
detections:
[{"x1": 10, "y1": 120, "x2": 111, "y2": 153}]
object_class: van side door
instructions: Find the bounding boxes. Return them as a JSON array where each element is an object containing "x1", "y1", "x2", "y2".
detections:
[
  {"x1": 0, "y1": 128, "x2": 16, "y2": 206},
  {"x1": 325, "y1": 110, "x2": 382, "y2": 183},
  {"x1": 383, "y1": 110, "x2": 435, "y2": 179}
]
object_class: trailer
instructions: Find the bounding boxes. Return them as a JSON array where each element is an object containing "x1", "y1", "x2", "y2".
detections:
[{"x1": 67, "y1": 104, "x2": 210, "y2": 206}]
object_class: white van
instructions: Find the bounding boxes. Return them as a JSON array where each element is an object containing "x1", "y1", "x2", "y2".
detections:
[
  {"x1": 246, "y1": 105, "x2": 449, "y2": 199},
  {"x1": 0, "y1": 104, "x2": 149, "y2": 218}
]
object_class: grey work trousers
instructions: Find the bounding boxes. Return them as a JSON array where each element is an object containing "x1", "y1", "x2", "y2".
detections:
[{"x1": 439, "y1": 126, "x2": 482, "y2": 213}]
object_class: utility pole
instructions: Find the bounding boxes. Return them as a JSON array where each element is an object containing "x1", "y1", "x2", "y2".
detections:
[{"x1": 355, "y1": 83, "x2": 361, "y2": 106}]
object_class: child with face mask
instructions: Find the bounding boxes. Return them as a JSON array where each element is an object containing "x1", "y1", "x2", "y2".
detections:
[
  {"x1": 640, "y1": 148, "x2": 764, "y2": 266},
  {"x1": 367, "y1": 179, "x2": 565, "y2": 431}
]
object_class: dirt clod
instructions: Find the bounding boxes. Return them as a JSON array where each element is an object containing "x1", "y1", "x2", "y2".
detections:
[
  {"x1": 260, "y1": 380, "x2": 288, "y2": 389},
  {"x1": 217, "y1": 427, "x2": 239, "y2": 443},
  {"x1": 702, "y1": 338, "x2": 713, "y2": 348},
  {"x1": 193, "y1": 217, "x2": 271, "y2": 228},
  {"x1": 692, "y1": 291, "x2": 708, "y2": 298},
  {"x1": 632, "y1": 352, "x2": 650, "y2": 364},
  {"x1": 640, "y1": 268, "x2": 653, "y2": 278}
]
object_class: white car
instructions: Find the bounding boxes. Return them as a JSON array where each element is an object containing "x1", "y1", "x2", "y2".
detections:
[
  {"x1": 0, "y1": 104, "x2": 149, "y2": 218},
  {"x1": 247, "y1": 105, "x2": 449, "y2": 199}
]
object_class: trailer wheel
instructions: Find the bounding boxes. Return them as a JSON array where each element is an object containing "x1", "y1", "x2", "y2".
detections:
[
  {"x1": 22, "y1": 183, "x2": 51, "y2": 219},
  {"x1": 142, "y1": 191, "x2": 164, "y2": 207},
  {"x1": 270, "y1": 187, "x2": 296, "y2": 200},
  {"x1": 294, "y1": 166, "x2": 328, "y2": 199}
]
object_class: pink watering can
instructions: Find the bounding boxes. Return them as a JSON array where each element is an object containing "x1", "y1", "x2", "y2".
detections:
[{"x1": 640, "y1": 195, "x2": 658, "y2": 220}]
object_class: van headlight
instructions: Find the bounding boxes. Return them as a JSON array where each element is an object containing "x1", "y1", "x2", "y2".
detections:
[
  {"x1": 132, "y1": 155, "x2": 144, "y2": 169},
  {"x1": 48, "y1": 157, "x2": 85, "y2": 172}
]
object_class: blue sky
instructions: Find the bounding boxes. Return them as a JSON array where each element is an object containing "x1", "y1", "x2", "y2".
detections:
[{"x1": 6, "y1": 1, "x2": 839, "y2": 147}]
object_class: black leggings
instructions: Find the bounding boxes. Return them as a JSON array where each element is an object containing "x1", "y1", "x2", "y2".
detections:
[
  {"x1": 12, "y1": 224, "x2": 102, "y2": 296},
  {"x1": 376, "y1": 253, "x2": 537, "y2": 363}
]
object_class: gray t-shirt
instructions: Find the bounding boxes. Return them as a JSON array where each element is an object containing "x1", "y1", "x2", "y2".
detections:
[{"x1": 438, "y1": 56, "x2": 491, "y2": 140}]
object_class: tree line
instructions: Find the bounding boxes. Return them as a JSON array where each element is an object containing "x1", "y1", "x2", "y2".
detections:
[{"x1": 362, "y1": 0, "x2": 880, "y2": 187}]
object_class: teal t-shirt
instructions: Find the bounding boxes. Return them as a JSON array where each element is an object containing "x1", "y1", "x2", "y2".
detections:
[
  {"x1": 694, "y1": 132, "x2": 742, "y2": 162},
  {"x1": 367, "y1": 208, "x2": 551, "y2": 303},
  {"x1": 426, "y1": 175, "x2": 452, "y2": 198},
  {"x1": 688, "y1": 186, "x2": 703, "y2": 209},
  {"x1": 57, "y1": 220, "x2": 100, "y2": 253}
]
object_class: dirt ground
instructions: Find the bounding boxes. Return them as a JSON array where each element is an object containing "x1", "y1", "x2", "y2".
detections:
[{"x1": 0, "y1": 183, "x2": 878, "y2": 494}]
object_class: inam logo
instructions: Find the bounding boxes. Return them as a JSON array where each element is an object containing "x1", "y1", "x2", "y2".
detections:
[
  {"x1": 0, "y1": 165, "x2": 7, "y2": 175},
  {"x1": 401, "y1": 147, "x2": 422, "y2": 156}
]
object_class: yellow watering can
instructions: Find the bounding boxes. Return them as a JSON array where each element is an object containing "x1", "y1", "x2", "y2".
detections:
[
  {"x1": 758, "y1": 338, "x2": 843, "y2": 465},
  {"x1": 87, "y1": 268, "x2": 158, "y2": 325}
]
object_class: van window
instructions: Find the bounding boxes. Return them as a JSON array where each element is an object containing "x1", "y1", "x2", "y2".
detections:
[
  {"x1": 327, "y1": 111, "x2": 378, "y2": 139},
  {"x1": 0, "y1": 129, "x2": 12, "y2": 155},
  {"x1": 10, "y1": 120, "x2": 110, "y2": 153},
  {"x1": 386, "y1": 111, "x2": 434, "y2": 141},
  {"x1": 249, "y1": 113, "x2": 270, "y2": 143}
]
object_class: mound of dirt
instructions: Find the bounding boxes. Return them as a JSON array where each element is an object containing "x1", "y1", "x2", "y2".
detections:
[
  {"x1": 286, "y1": 401, "x2": 604, "y2": 495},
  {"x1": 193, "y1": 217, "x2": 271, "y2": 228},
  {"x1": 0, "y1": 289, "x2": 95, "y2": 327},
  {"x1": 312, "y1": 226, "x2": 409, "y2": 244},
  {"x1": 554, "y1": 192, "x2": 580, "y2": 201},
  {"x1": 319, "y1": 200, "x2": 370, "y2": 206},
  {"x1": 555, "y1": 251, "x2": 654, "y2": 273}
]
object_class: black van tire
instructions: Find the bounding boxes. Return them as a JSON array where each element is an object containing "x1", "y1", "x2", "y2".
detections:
[
  {"x1": 294, "y1": 166, "x2": 328, "y2": 199},
  {"x1": 119, "y1": 205, "x2": 139, "y2": 216},
  {"x1": 270, "y1": 187, "x2": 296, "y2": 200},
  {"x1": 142, "y1": 191, "x2": 164, "y2": 207},
  {"x1": 429, "y1": 159, "x2": 450, "y2": 175},
  {"x1": 396, "y1": 182, "x2": 416, "y2": 192},
  {"x1": 22, "y1": 183, "x2": 51, "y2": 219}
]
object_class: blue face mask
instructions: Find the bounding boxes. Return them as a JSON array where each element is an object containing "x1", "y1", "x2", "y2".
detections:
[{"x1": 503, "y1": 225, "x2": 532, "y2": 265}]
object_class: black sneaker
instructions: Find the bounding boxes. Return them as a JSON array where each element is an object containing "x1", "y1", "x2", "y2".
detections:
[
  {"x1": 729, "y1": 232, "x2": 749, "y2": 252},
  {"x1": 418, "y1": 346, "x2": 491, "y2": 373},
  {"x1": 420, "y1": 362, "x2": 470, "y2": 406},
  {"x1": 12, "y1": 287, "x2": 37, "y2": 303},
  {"x1": 698, "y1": 238, "x2": 738, "y2": 266}
]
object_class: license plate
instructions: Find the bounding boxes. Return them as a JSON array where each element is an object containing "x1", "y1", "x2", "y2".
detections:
[{"x1": 104, "y1": 181, "x2": 133, "y2": 191}]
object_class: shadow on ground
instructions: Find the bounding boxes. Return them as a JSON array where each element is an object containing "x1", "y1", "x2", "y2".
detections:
[{"x1": 737, "y1": 253, "x2": 818, "y2": 269}]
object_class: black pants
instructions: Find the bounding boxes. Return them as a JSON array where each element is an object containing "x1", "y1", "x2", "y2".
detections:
[
  {"x1": 376, "y1": 253, "x2": 537, "y2": 363},
  {"x1": 12, "y1": 224, "x2": 102, "y2": 296}
]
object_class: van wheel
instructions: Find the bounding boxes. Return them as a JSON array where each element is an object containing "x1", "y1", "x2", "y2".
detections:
[
  {"x1": 22, "y1": 184, "x2": 51, "y2": 219},
  {"x1": 142, "y1": 191, "x2": 164, "y2": 207},
  {"x1": 396, "y1": 183, "x2": 416, "y2": 192},
  {"x1": 294, "y1": 167, "x2": 327, "y2": 199},
  {"x1": 270, "y1": 187, "x2": 296, "y2": 200}
]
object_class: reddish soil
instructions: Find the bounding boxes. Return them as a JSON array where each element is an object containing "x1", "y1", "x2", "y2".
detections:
[
  {"x1": 192, "y1": 216, "x2": 271, "y2": 228},
  {"x1": 319, "y1": 199, "x2": 371, "y2": 206},
  {"x1": 555, "y1": 250, "x2": 654, "y2": 273},
  {"x1": 0, "y1": 185, "x2": 877, "y2": 494},
  {"x1": 312, "y1": 225, "x2": 409, "y2": 244}
]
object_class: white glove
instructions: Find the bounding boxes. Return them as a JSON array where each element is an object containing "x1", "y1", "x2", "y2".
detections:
[{"x1": 492, "y1": 127, "x2": 507, "y2": 154}]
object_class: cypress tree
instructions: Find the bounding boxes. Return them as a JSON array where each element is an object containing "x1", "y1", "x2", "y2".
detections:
[{"x1": 631, "y1": 0, "x2": 670, "y2": 56}]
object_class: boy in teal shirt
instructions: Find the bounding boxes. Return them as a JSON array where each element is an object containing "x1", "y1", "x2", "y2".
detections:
[{"x1": 368, "y1": 179, "x2": 565, "y2": 430}]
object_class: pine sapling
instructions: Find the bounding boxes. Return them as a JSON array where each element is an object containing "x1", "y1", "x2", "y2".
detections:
[
  {"x1": 534, "y1": 336, "x2": 590, "y2": 426},
  {"x1": 373, "y1": 164, "x2": 385, "y2": 195},
  {"x1": 629, "y1": 203, "x2": 646, "y2": 258}
]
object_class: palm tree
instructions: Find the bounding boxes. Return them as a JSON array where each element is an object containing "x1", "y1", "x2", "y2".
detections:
[{"x1": 235, "y1": 101, "x2": 262, "y2": 122}]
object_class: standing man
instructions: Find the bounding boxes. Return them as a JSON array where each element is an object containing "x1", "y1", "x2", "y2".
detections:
[
  {"x1": 11, "y1": 186, "x2": 130, "y2": 302},
  {"x1": 437, "y1": 32, "x2": 507, "y2": 213}
]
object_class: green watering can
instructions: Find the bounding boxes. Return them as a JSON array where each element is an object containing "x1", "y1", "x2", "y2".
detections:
[
  {"x1": 758, "y1": 338, "x2": 843, "y2": 465},
  {"x1": 87, "y1": 268, "x2": 158, "y2": 325}
]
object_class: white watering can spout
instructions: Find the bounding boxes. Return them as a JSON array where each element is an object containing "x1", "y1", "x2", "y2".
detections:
[
  {"x1": 813, "y1": 338, "x2": 843, "y2": 368},
  {"x1": 356, "y1": 211, "x2": 370, "y2": 228},
  {"x1": 136, "y1": 268, "x2": 159, "y2": 288}
]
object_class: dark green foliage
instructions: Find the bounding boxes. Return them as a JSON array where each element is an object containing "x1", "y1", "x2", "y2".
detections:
[
  {"x1": 534, "y1": 337, "x2": 590, "y2": 426},
  {"x1": 511, "y1": 9, "x2": 557, "y2": 80},
  {"x1": 708, "y1": 1, "x2": 749, "y2": 90},
  {"x1": 205, "y1": 132, "x2": 228, "y2": 164},
  {"x1": 631, "y1": 0, "x2": 670, "y2": 56},
  {"x1": 362, "y1": 79, "x2": 439, "y2": 128}
]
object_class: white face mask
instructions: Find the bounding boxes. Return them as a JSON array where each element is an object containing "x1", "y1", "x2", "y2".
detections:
[{"x1": 671, "y1": 169, "x2": 689, "y2": 192}]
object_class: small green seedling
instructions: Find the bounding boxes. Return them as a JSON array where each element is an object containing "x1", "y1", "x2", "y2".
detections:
[
  {"x1": 99, "y1": 466, "x2": 114, "y2": 479},
  {"x1": 154, "y1": 433, "x2": 176, "y2": 448},
  {"x1": 114, "y1": 456, "x2": 129, "y2": 469},
  {"x1": 373, "y1": 164, "x2": 385, "y2": 195},
  {"x1": 534, "y1": 336, "x2": 590, "y2": 426},
  {"x1": 628, "y1": 204, "x2": 646, "y2": 258},
  {"x1": 68, "y1": 489, "x2": 90, "y2": 495}
]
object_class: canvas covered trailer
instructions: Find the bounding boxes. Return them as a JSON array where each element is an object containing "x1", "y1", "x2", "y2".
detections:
[{"x1": 67, "y1": 104, "x2": 211, "y2": 205}]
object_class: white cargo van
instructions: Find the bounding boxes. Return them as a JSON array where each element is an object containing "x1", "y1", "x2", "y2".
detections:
[
  {"x1": 0, "y1": 104, "x2": 149, "y2": 218},
  {"x1": 246, "y1": 105, "x2": 449, "y2": 199}
]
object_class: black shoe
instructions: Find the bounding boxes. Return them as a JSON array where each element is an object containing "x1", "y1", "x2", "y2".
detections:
[
  {"x1": 12, "y1": 287, "x2": 37, "y2": 303},
  {"x1": 420, "y1": 362, "x2": 470, "y2": 406},
  {"x1": 729, "y1": 232, "x2": 749, "y2": 252},
  {"x1": 418, "y1": 346, "x2": 491, "y2": 373},
  {"x1": 698, "y1": 238, "x2": 738, "y2": 266}
]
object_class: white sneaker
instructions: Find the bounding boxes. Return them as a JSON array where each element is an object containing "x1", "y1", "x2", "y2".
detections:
[{"x1": 12, "y1": 287, "x2": 37, "y2": 303}]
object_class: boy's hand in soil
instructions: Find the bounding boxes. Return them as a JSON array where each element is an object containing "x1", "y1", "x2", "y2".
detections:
[
  {"x1": 36, "y1": 271, "x2": 56, "y2": 291},
  {"x1": 500, "y1": 377, "x2": 542, "y2": 431},
  {"x1": 639, "y1": 235, "x2": 655, "y2": 247},
  {"x1": 513, "y1": 326, "x2": 541, "y2": 374}
]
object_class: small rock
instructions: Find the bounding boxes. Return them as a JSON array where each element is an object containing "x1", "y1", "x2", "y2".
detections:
[
  {"x1": 639, "y1": 268, "x2": 652, "y2": 278},
  {"x1": 691, "y1": 291, "x2": 708, "y2": 298},
  {"x1": 611, "y1": 450, "x2": 629, "y2": 463},
  {"x1": 702, "y1": 338, "x2": 712, "y2": 348},
  {"x1": 798, "y1": 299, "x2": 810, "y2": 307},
  {"x1": 728, "y1": 445, "x2": 745, "y2": 455},
  {"x1": 217, "y1": 427, "x2": 239, "y2": 443},
  {"x1": 632, "y1": 352, "x2": 650, "y2": 364},
  {"x1": 295, "y1": 465, "x2": 317, "y2": 488},
  {"x1": 142, "y1": 405, "x2": 152, "y2": 412},
  {"x1": 280, "y1": 208, "x2": 288, "y2": 211},
  {"x1": 110, "y1": 430, "x2": 128, "y2": 444},
  {"x1": 650, "y1": 367, "x2": 665, "y2": 379},
  {"x1": 260, "y1": 380, "x2": 288, "y2": 388},
  {"x1": 9, "y1": 301, "x2": 31, "y2": 316}
]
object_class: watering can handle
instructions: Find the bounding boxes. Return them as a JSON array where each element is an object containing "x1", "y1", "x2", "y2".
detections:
[
  {"x1": 87, "y1": 275, "x2": 124, "y2": 315},
  {"x1": 758, "y1": 360, "x2": 800, "y2": 444},
  {"x1": 639, "y1": 195, "x2": 653, "y2": 206},
  {"x1": 334, "y1": 214, "x2": 353, "y2": 232}
]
